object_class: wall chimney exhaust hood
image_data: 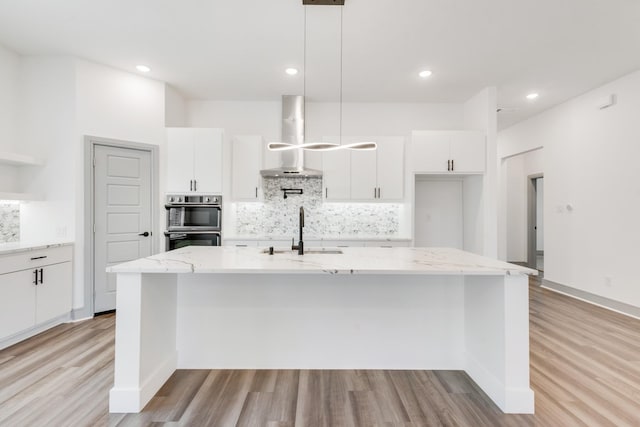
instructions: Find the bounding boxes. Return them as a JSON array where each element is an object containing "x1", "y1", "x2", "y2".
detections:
[{"x1": 260, "y1": 95, "x2": 323, "y2": 178}]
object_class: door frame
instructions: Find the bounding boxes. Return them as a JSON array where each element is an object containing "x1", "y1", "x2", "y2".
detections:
[
  {"x1": 527, "y1": 173, "x2": 543, "y2": 269},
  {"x1": 79, "y1": 136, "x2": 159, "y2": 319}
]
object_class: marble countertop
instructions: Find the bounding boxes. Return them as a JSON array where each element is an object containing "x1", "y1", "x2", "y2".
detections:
[
  {"x1": 107, "y1": 246, "x2": 537, "y2": 276},
  {"x1": 0, "y1": 240, "x2": 74, "y2": 256},
  {"x1": 223, "y1": 235, "x2": 412, "y2": 242}
]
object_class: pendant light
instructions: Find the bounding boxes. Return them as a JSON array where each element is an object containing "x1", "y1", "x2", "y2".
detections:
[{"x1": 268, "y1": 0, "x2": 376, "y2": 152}]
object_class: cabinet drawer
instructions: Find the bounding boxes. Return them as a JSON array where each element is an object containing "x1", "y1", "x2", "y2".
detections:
[{"x1": 0, "y1": 245, "x2": 73, "y2": 275}]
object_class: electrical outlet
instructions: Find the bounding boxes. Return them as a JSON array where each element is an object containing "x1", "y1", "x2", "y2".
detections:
[
  {"x1": 604, "y1": 276, "x2": 613, "y2": 288},
  {"x1": 56, "y1": 226, "x2": 67, "y2": 238}
]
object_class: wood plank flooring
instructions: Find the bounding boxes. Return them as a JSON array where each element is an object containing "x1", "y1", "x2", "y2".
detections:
[{"x1": 2, "y1": 275, "x2": 640, "y2": 426}]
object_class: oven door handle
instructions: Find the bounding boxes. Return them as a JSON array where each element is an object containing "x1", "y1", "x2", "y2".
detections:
[
  {"x1": 165, "y1": 204, "x2": 221, "y2": 209},
  {"x1": 164, "y1": 231, "x2": 221, "y2": 236}
]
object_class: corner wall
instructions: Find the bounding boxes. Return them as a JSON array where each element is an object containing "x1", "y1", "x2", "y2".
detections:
[
  {"x1": 17, "y1": 57, "x2": 167, "y2": 315},
  {"x1": 464, "y1": 87, "x2": 498, "y2": 257},
  {"x1": 499, "y1": 68, "x2": 640, "y2": 309}
]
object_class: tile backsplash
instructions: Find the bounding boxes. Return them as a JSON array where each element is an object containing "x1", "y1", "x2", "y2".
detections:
[
  {"x1": 233, "y1": 177, "x2": 401, "y2": 237},
  {"x1": 0, "y1": 203, "x2": 20, "y2": 243}
]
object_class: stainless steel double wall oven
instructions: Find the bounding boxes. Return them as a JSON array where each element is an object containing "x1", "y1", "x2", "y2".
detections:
[{"x1": 164, "y1": 194, "x2": 222, "y2": 251}]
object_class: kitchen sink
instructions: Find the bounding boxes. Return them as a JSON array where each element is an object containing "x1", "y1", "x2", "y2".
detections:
[
  {"x1": 304, "y1": 249, "x2": 343, "y2": 254},
  {"x1": 262, "y1": 248, "x2": 343, "y2": 255}
]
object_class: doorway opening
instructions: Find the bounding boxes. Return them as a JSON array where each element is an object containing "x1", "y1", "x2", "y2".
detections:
[{"x1": 527, "y1": 174, "x2": 544, "y2": 272}]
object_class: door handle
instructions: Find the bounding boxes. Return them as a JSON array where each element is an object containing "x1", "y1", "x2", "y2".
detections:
[
  {"x1": 39, "y1": 268, "x2": 43, "y2": 284},
  {"x1": 139, "y1": 232, "x2": 150, "y2": 237},
  {"x1": 451, "y1": 159, "x2": 454, "y2": 171},
  {"x1": 33, "y1": 269, "x2": 38, "y2": 285},
  {"x1": 190, "y1": 180, "x2": 193, "y2": 191},
  {"x1": 194, "y1": 180, "x2": 197, "y2": 192}
]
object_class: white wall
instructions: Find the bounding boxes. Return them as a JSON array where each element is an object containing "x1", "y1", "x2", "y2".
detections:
[
  {"x1": 164, "y1": 84, "x2": 187, "y2": 127},
  {"x1": 75, "y1": 60, "x2": 166, "y2": 312},
  {"x1": 0, "y1": 43, "x2": 21, "y2": 192},
  {"x1": 499, "y1": 68, "x2": 640, "y2": 308},
  {"x1": 503, "y1": 149, "x2": 543, "y2": 262},
  {"x1": 16, "y1": 57, "x2": 167, "y2": 313},
  {"x1": 464, "y1": 87, "x2": 498, "y2": 257},
  {"x1": 18, "y1": 57, "x2": 76, "y2": 245},
  {"x1": 0, "y1": 43, "x2": 19, "y2": 152}
]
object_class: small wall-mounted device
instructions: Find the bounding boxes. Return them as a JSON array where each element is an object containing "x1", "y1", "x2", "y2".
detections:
[{"x1": 597, "y1": 94, "x2": 616, "y2": 110}]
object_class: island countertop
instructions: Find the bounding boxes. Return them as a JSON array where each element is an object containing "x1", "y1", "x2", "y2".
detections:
[{"x1": 107, "y1": 246, "x2": 537, "y2": 276}]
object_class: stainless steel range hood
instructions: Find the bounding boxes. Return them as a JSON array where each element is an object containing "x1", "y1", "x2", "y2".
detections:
[{"x1": 260, "y1": 95, "x2": 323, "y2": 178}]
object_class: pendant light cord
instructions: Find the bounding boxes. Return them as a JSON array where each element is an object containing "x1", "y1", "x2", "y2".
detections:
[
  {"x1": 339, "y1": 5, "x2": 343, "y2": 146},
  {"x1": 303, "y1": 6, "x2": 307, "y2": 140}
]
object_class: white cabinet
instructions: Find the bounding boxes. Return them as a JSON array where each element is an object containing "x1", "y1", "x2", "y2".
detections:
[
  {"x1": 231, "y1": 135, "x2": 263, "y2": 201},
  {"x1": 351, "y1": 138, "x2": 405, "y2": 201},
  {"x1": 412, "y1": 131, "x2": 485, "y2": 174},
  {"x1": 322, "y1": 149, "x2": 351, "y2": 201},
  {"x1": 323, "y1": 137, "x2": 404, "y2": 201},
  {"x1": 35, "y1": 261, "x2": 73, "y2": 324},
  {"x1": 0, "y1": 245, "x2": 73, "y2": 344},
  {"x1": 0, "y1": 269, "x2": 36, "y2": 338},
  {"x1": 167, "y1": 128, "x2": 223, "y2": 193}
]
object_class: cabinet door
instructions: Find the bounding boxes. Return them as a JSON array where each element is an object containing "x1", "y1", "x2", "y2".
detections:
[
  {"x1": 376, "y1": 137, "x2": 405, "y2": 200},
  {"x1": 450, "y1": 131, "x2": 485, "y2": 173},
  {"x1": 193, "y1": 128, "x2": 223, "y2": 193},
  {"x1": 350, "y1": 148, "x2": 377, "y2": 200},
  {"x1": 167, "y1": 128, "x2": 195, "y2": 192},
  {"x1": 322, "y1": 149, "x2": 351, "y2": 201},
  {"x1": 36, "y1": 262, "x2": 73, "y2": 324},
  {"x1": 232, "y1": 135, "x2": 263, "y2": 200},
  {"x1": 411, "y1": 132, "x2": 450, "y2": 173},
  {"x1": 0, "y1": 269, "x2": 36, "y2": 339}
]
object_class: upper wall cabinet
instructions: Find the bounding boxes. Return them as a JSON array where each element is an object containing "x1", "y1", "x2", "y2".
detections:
[
  {"x1": 412, "y1": 131, "x2": 485, "y2": 174},
  {"x1": 167, "y1": 128, "x2": 223, "y2": 193},
  {"x1": 323, "y1": 136, "x2": 405, "y2": 202},
  {"x1": 231, "y1": 135, "x2": 263, "y2": 201}
]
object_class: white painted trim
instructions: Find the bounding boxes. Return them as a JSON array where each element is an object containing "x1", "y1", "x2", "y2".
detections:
[
  {"x1": 542, "y1": 281, "x2": 640, "y2": 320},
  {"x1": 109, "y1": 351, "x2": 177, "y2": 413},
  {"x1": 0, "y1": 312, "x2": 71, "y2": 350}
]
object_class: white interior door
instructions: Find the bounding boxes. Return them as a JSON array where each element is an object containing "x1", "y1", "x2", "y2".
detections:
[
  {"x1": 94, "y1": 145, "x2": 152, "y2": 313},
  {"x1": 414, "y1": 179, "x2": 463, "y2": 248}
]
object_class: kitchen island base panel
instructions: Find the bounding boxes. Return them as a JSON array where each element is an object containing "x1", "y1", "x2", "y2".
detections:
[
  {"x1": 465, "y1": 274, "x2": 534, "y2": 413},
  {"x1": 109, "y1": 273, "x2": 178, "y2": 413},
  {"x1": 176, "y1": 274, "x2": 465, "y2": 370},
  {"x1": 109, "y1": 271, "x2": 533, "y2": 414}
]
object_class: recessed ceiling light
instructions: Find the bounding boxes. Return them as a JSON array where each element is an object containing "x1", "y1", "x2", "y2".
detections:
[
  {"x1": 526, "y1": 93, "x2": 539, "y2": 100},
  {"x1": 136, "y1": 65, "x2": 151, "y2": 73},
  {"x1": 419, "y1": 70, "x2": 433, "y2": 78},
  {"x1": 285, "y1": 68, "x2": 299, "y2": 76}
]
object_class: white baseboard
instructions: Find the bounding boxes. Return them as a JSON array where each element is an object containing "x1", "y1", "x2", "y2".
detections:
[
  {"x1": 0, "y1": 312, "x2": 71, "y2": 350},
  {"x1": 109, "y1": 351, "x2": 177, "y2": 413},
  {"x1": 465, "y1": 352, "x2": 534, "y2": 414},
  {"x1": 543, "y1": 280, "x2": 640, "y2": 320}
]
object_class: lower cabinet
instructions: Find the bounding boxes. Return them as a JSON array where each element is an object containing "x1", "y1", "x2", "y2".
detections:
[{"x1": 0, "y1": 245, "x2": 73, "y2": 343}]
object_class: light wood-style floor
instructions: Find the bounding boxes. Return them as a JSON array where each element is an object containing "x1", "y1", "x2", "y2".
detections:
[{"x1": 2, "y1": 275, "x2": 640, "y2": 426}]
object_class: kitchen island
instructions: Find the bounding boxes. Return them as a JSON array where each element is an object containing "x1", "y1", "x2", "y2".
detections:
[{"x1": 107, "y1": 246, "x2": 536, "y2": 414}]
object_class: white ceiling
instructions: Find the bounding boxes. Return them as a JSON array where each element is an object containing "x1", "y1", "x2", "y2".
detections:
[{"x1": 1, "y1": 0, "x2": 639, "y2": 129}]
